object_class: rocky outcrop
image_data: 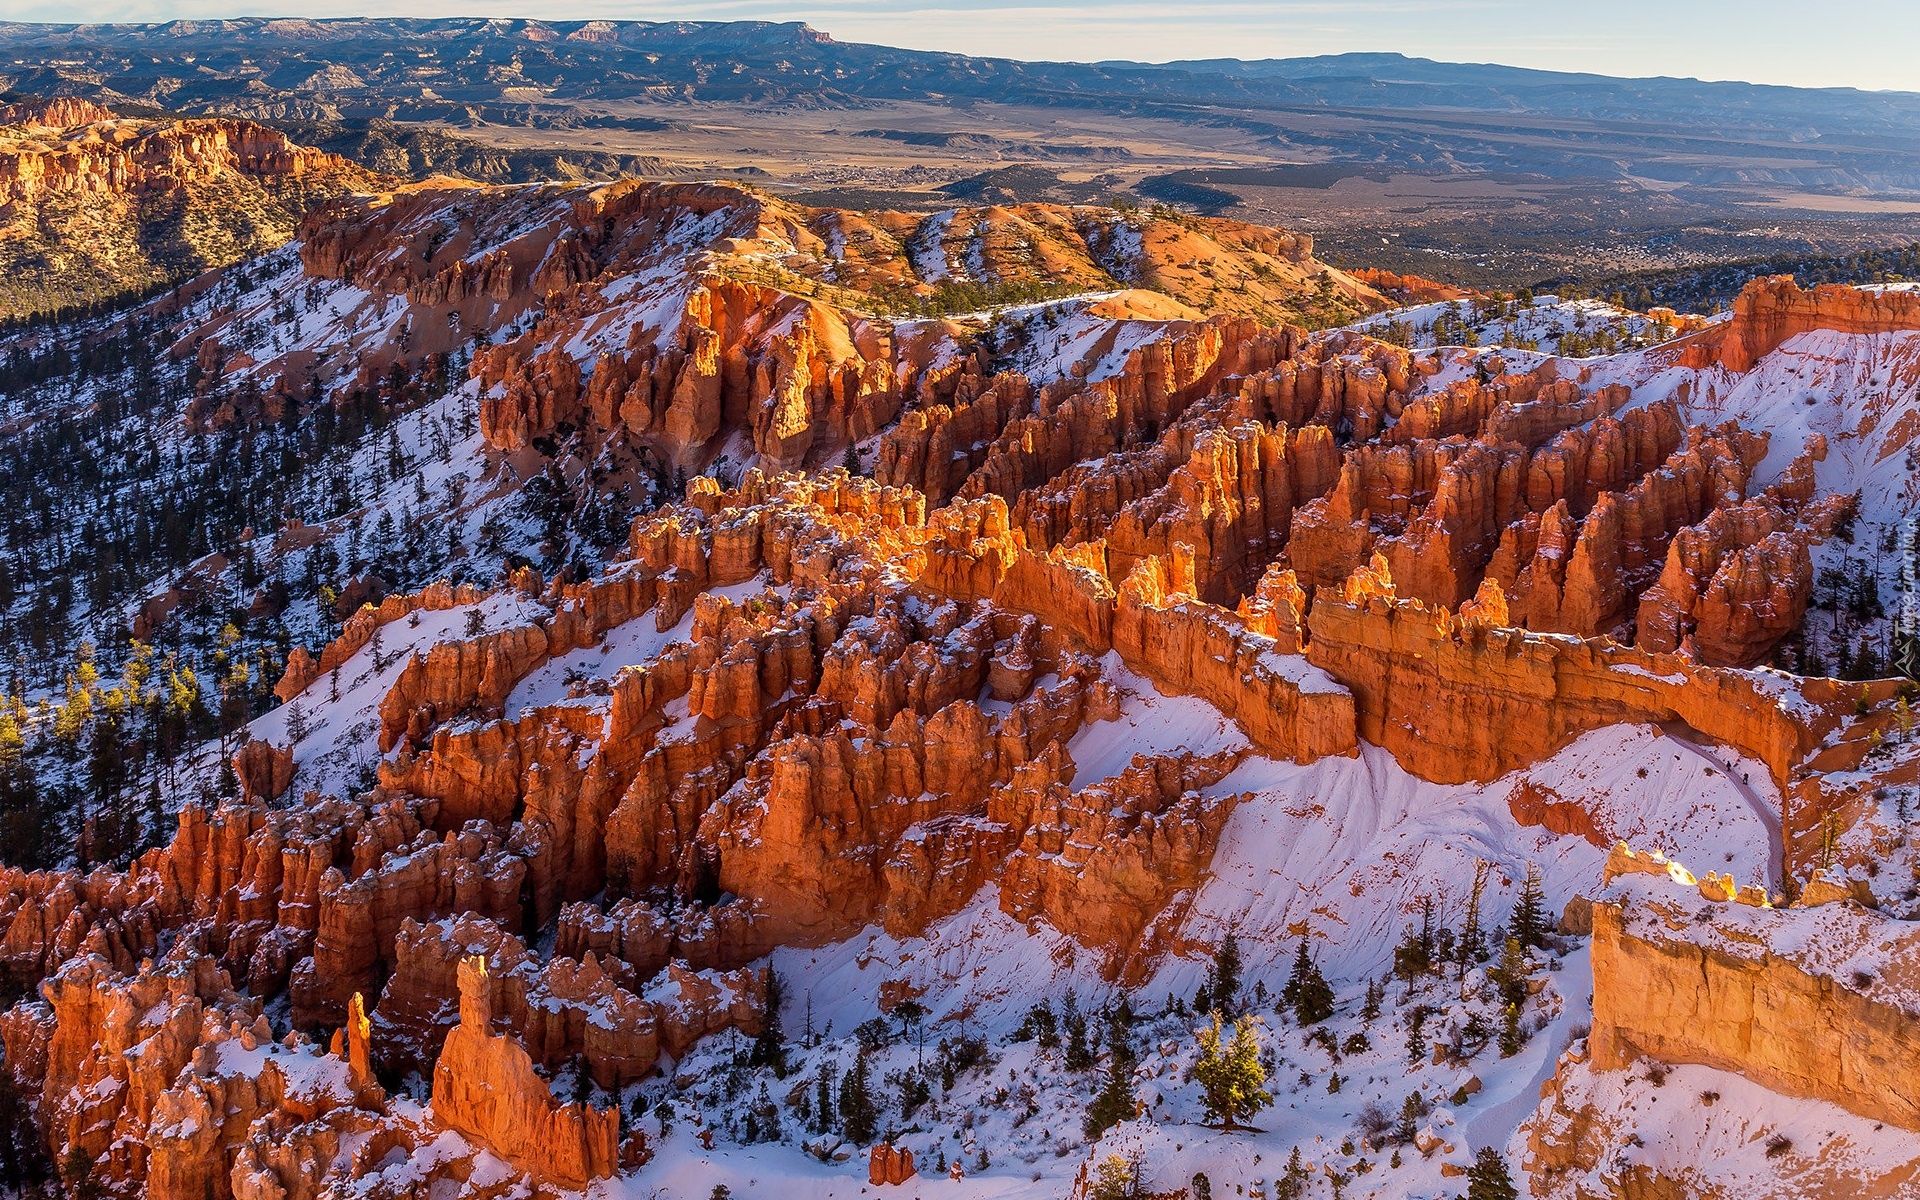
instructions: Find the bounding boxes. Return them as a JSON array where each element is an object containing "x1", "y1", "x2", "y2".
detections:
[
  {"x1": 1681, "y1": 275, "x2": 1920, "y2": 373},
  {"x1": 0, "y1": 106, "x2": 386, "y2": 319},
  {"x1": 1633, "y1": 439, "x2": 1850, "y2": 665},
  {"x1": 431, "y1": 955, "x2": 621, "y2": 1189},
  {"x1": 997, "y1": 746, "x2": 1248, "y2": 979},
  {"x1": 0, "y1": 941, "x2": 381, "y2": 1200},
  {"x1": 1112, "y1": 552, "x2": 1357, "y2": 763},
  {"x1": 1302, "y1": 557, "x2": 1849, "y2": 792},
  {"x1": 1583, "y1": 871, "x2": 1920, "y2": 1132},
  {"x1": 373, "y1": 913, "x2": 756, "y2": 1087},
  {"x1": 0, "y1": 112, "x2": 370, "y2": 210},
  {"x1": 870, "y1": 1143, "x2": 918, "y2": 1185},
  {"x1": 232, "y1": 739, "x2": 294, "y2": 803},
  {"x1": 273, "y1": 578, "x2": 488, "y2": 704}
]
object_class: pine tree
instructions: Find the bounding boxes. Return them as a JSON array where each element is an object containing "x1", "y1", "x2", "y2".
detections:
[
  {"x1": 813, "y1": 1062, "x2": 837, "y2": 1134},
  {"x1": 1065, "y1": 1004, "x2": 1093, "y2": 1071},
  {"x1": 1360, "y1": 978, "x2": 1382, "y2": 1025},
  {"x1": 1192, "y1": 1013, "x2": 1272, "y2": 1131},
  {"x1": 1274, "y1": 1148, "x2": 1308, "y2": 1200},
  {"x1": 749, "y1": 968, "x2": 788, "y2": 1076},
  {"x1": 1210, "y1": 932, "x2": 1242, "y2": 1015},
  {"x1": 284, "y1": 700, "x2": 309, "y2": 745},
  {"x1": 1490, "y1": 936, "x2": 1529, "y2": 1006},
  {"x1": 837, "y1": 1049, "x2": 879, "y2": 1144},
  {"x1": 1084, "y1": 1017, "x2": 1137, "y2": 1138},
  {"x1": 1280, "y1": 937, "x2": 1311, "y2": 1012},
  {"x1": 1466, "y1": 1147, "x2": 1518, "y2": 1200},
  {"x1": 1458, "y1": 860, "x2": 1490, "y2": 976},
  {"x1": 1392, "y1": 927, "x2": 1428, "y2": 987},
  {"x1": 1292, "y1": 954, "x2": 1335, "y2": 1027},
  {"x1": 1513, "y1": 862, "x2": 1547, "y2": 949},
  {"x1": 1405, "y1": 1007, "x2": 1429, "y2": 1067},
  {"x1": 1498, "y1": 1002, "x2": 1526, "y2": 1058},
  {"x1": 1394, "y1": 1091, "x2": 1422, "y2": 1144}
]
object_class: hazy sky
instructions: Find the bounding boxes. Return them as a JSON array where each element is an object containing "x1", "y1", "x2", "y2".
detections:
[{"x1": 13, "y1": 0, "x2": 1920, "y2": 93}]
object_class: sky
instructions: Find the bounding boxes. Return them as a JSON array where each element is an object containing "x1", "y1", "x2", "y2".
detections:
[{"x1": 10, "y1": 0, "x2": 1920, "y2": 94}]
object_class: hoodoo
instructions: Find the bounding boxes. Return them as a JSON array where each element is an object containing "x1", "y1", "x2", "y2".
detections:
[{"x1": 0, "y1": 56, "x2": 1917, "y2": 1200}]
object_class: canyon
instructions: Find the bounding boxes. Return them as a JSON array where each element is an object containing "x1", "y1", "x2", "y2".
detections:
[{"x1": 0, "y1": 161, "x2": 1916, "y2": 1200}]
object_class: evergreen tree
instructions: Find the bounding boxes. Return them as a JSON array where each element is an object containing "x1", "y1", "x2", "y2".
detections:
[
  {"x1": 1274, "y1": 1147, "x2": 1308, "y2": 1200},
  {"x1": 1490, "y1": 936, "x2": 1529, "y2": 1006},
  {"x1": 837, "y1": 1049, "x2": 879, "y2": 1144},
  {"x1": 1209, "y1": 932, "x2": 1242, "y2": 1015},
  {"x1": 1513, "y1": 862, "x2": 1547, "y2": 949},
  {"x1": 1360, "y1": 978, "x2": 1382, "y2": 1025},
  {"x1": 1405, "y1": 1007, "x2": 1429, "y2": 1067},
  {"x1": 748, "y1": 968, "x2": 788, "y2": 1076},
  {"x1": 813, "y1": 1062, "x2": 837, "y2": 1134},
  {"x1": 1191, "y1": 1014, "x2": 1272, "y2": 1131},
  {"x1": 1458, "y1": 860, "x2": 1490, "y2": 976},
  {"x1": 1393, "y1": 1091, "x2": 1422, "y2": 1144},
  {"x1": 745, "y1": 1082, "x2": 780, "y2": 1143},
  {"x1": 1498, "y1": 1002, "x2": 1526, "y2": 1058},
  {"x1": 1279, "y1": 937, "x2": 1312, "y2": 1012},
  {"x1": 1393, "y1": 899, "x2": 1437, "y2": 986},
  {"x1": 1013, "y1": 1000, "x2": 1059, "y2": 1049},
  {"x1": 0, "y1": 1067, "x2": 51, "y2": 1192},
  {"x1": 0, "y1": 754, "x2": 52, "y2": 871},
  {"x1": 1292, "y1": 953, "x2": 1335, "y2": 1027},
  {"x1": 1466, "y1": 1147, "x2": 1519, "y2": 1200},
  {"x1": 1065, "y1": 1004, "x2": 1093, "y2": 1071},
  {"x1": 1084, "y1": 1017, "x2": 1137, "y2": 1137}
]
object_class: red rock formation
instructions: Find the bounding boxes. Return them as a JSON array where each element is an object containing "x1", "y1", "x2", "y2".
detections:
[
  {"x1": 1113, "y1": 552, "x2": 1357, "y2": 764},
  {"x1": 997, "y1": 747, "x2": 1248, "y2": 980},
  {"x1": 1682, "y1": 275, "x2": 1920, "y2": 373},
  {"x1": 0, "y1": 113, "x2": 377, "y2": 211},
  {"x1": 291, "y1": 811, "x2": 526, "y2": 1028},
  {"x1": 379, "y1": 913, "x2": 760, "y2": 1088},
  {"x1": 1104, "y1": 420, "x2": 1337, "y2": 605},
  {"x1": 1304, "y1": 558, "x2": 1847, "y2": 793},
  {"x1": 233, "y1": 739, "x2": 294, "y2": 802},
  {"x1": 431, "y1": 955, "x2": 621, "y2": 1189},
  {"x1": 0, "y1": 97, "x2": 119, "y2": 129},
  {"x1": 1634, "y1": 440, "x2": 1850, "y2": 665},
  {"x1": 1585, "y1": 874, "x2": 1920, "y2": 1132},
  {"x1": 1346, "y1": 267, "x2": 1470, "y2": 305},
  {"x1": 870, "y1": 1143, "x2": 918, "y2": 1185},
  {"x1": 1504, "y1": 422, "x2": 1765, "y2": 636}
]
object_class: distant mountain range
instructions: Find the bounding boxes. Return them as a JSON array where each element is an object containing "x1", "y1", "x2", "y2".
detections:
[{"x1": 3, "y1": 19, "x2": 1920, "y2": 192}]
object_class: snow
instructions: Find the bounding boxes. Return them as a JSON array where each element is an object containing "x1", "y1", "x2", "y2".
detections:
[
  {"x1": 601, "y1": 716, "x2": 1783, "y2": 1200},
  {"x1": 507, "y1": 600, "x2": 694, "y2": 719},
  {"x1": 911, "y1": 211, "x2": 958, "y2": 283},
  {"x1": 1350, "y1": 295, "x2": 1671, "y2": 357},
  {"x1": 248, "y1": 591, "x2": 546, "y2": 796},
  {"x1": 1256, "y1": 647, "x2": 1349, "y2": 695},
  {"x1": 1162, "y1": 723, "x2": 1775, "y2": 989},
  {"x1": 999, "y1": 303, "x2": 1180, "y2": 386},
  {"x1": 1605, "y1": 867, "x2": 1920, "y2": 1015},
  {"x1": 1065, "y1": 653, "x2": 1250, "y2": 786},
  {"x1": 1526, "y1": 1057, "x2": 1920, "y2": 1198}
]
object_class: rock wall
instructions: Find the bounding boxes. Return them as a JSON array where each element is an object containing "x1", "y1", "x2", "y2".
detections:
[
  {"x1": 1682, "y1": 275, "x2": 1920, "y2": 373},
  {"x1": 1302, "y1": 558, "x2": 1845, "y2": 792},
  {"x1": 1585, "y1": 877, "x2": 1920, "y2": 1132}
]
